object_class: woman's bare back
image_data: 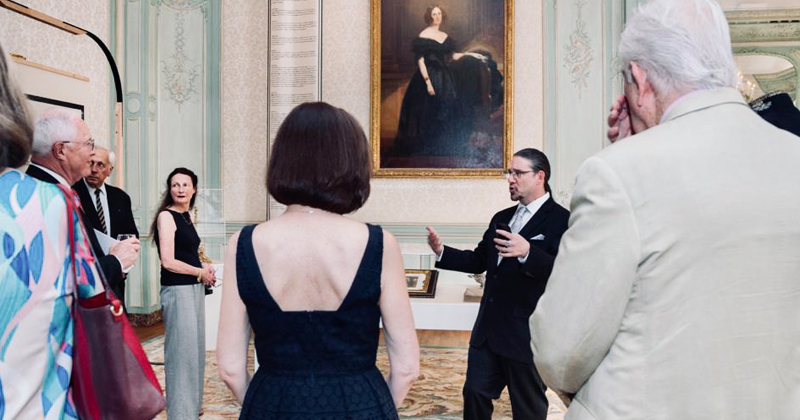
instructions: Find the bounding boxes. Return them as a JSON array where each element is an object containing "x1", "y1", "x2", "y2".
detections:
[{"x1": 248, "y1": 212, "x2": 372, "y2": 312}]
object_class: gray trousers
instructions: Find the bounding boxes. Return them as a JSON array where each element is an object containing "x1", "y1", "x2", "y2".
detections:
[{"x1": 161, "y1": 284, "x2": 205, "y2": 419}]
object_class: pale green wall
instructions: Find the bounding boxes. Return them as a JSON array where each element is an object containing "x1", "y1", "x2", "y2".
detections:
[{"x1": 118, "y1": 0, "x2": 221, "y2": 314}]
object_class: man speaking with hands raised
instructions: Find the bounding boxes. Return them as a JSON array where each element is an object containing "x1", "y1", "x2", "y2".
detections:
[{"x1": 426, "y1": 148, "x2": 569, "y2": 420}]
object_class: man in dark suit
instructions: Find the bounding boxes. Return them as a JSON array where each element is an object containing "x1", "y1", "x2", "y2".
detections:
[
  {"x1": 426, "y1": 148, "x2": 569, "y2": 420},
  {"x1": 73, "y1": 146, "x2": 139, "y2": 303},
  {"x1": 28, "y1": 109, "x2": 140, "y2": 302}
]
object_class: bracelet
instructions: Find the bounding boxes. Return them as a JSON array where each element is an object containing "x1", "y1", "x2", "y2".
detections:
[
  {"x1": 196, "y1": 268, "x2": 203, "y2": 283},
  {"x1": 424, "y1": 77, "x2": 430, "y2": 82}
]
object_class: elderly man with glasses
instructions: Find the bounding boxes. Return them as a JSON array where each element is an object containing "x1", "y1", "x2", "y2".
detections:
[
  {"x1": 27, "y1": 108, "x2": 139, "y2": 303},
  {"x1": 426, "y1": 148, "x2": 569, "y2": 420},
  {"x1": 73, "y1": 146, "x2": 140, "y2": 308}
]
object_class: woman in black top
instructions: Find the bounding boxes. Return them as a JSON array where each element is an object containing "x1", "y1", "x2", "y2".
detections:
[{"x1": 150, "y1": 167, "x2": 215, "y2": 419}]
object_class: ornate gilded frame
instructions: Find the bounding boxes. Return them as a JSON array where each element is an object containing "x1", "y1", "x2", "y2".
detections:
[{"x1": 370, "y1": 0, "x2": 514, "y2": 178}]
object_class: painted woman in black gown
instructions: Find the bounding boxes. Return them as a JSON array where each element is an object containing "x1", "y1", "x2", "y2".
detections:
[{"x1": 392, "y1": 5, "x2": 485, "y2": 158}]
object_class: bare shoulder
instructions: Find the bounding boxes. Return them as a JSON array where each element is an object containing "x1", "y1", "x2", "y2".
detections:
[
  {"x1": 157, "y1": 210, "x2": 174, "y2": 224},
  {"x1": 382, "y1": 228, "x2": 400, "y2": 249}
]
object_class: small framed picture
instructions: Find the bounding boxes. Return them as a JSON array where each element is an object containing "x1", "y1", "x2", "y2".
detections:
[{"x1": 405, "y1": 269, "x2": 439, "y2": 298}]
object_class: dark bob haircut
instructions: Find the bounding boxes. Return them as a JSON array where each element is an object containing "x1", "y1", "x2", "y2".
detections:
[
  {"x1": 424, "y1": 5, "x2": 447, "y2": 26},
  {"x1": 267, "y1": 102, "x2": 370, "y2": 214}
]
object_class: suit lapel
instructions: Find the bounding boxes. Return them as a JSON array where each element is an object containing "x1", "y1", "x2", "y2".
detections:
[
  {"x1": 518, "y1": 197, "x2": 555, "y2": 239},
  {"x1": 25, "y1": 165, "x2": 60, "y2": 185},
  {"x1": 75, "y1": 180, "x2": 103, "y2": 232},
  {"x1": 106, "y1": 186, "x2": 120, "y2": 236}
]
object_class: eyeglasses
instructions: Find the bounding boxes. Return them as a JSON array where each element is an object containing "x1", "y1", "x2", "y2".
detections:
[
  {"x1": 61, "y1": 138, "x2": 95, "y2": 150},
  {"x1": 504, "y1": 169, "x2": 534, "y2": 179}
]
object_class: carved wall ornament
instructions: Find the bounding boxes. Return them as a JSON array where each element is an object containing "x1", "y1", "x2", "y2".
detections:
[
  {"x1": 161, "y1": 10, "x2": 200, "y2": 108},
  {"x1": 562, "y1": 0, "x2": 593, "y2": 96},
  {"x1": 161, "y1": 0, "x2": 205, "y2": 11},
  {"x1": 730, "y1": 22, "x2": 800, "y2": 44},
  {"x1": 754, "y1": 67, "x2": 798, "y2": 101},
  {"x1": 553, "y1": 186, "x2": 573, "y2": 208}
]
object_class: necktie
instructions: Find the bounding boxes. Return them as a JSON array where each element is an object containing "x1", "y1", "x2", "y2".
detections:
[
  {"x1": 498, "y1": 206, "x2": 529, "y2": 265},
  {"x1": 509, "y1": 206, "x2": 529, "y2": 234},
  {"x1": 95, "y1": 189, "x2": 107, "y2": 234}
]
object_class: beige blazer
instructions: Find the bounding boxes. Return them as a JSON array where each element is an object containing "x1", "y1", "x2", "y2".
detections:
[{"x1": 530, "y1": 88, "x2": 800, "y2": 420}]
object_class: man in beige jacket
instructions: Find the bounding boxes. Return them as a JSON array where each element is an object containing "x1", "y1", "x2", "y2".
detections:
[{"x1": 529, "y1": 0, "x2": 800, "y2": 419}]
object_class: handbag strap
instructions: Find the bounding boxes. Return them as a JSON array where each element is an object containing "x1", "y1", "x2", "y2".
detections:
[
  {"x1": 57, "y1": 184, "x2": 80, "y2": 281},
  {"x1": 56, "y1": 184, "x2": 122, "y2": 316}
]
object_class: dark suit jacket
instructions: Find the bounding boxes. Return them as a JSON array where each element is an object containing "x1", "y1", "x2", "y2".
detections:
[
  {"x1": 73, "y1": 179, "x2": 138, "y2": 302},
  {"x1": 436, "y1": 197, "x2": 569, "y2": 364},
  {"x1": 26, "y1": 165, "x2": 124, "y2": 297},
  {"x1": 73, "y1": 179, "x2": 138, "y2": 239}
]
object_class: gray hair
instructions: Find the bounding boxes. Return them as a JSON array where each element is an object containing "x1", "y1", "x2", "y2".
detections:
[
  {"x1": 617, "y1": 0, "x2": 737, "y2": 97},
  {"x1": 32, "y1": 108, "x2": 80, "y2": 156},
  {"x1": 95, "y1": 146, "x2": 116, "y2": 167}
]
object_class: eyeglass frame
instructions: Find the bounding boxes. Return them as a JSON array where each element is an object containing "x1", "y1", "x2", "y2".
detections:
[
  {"x1": 60, "y1": 138, "x2": 95, "y2": 150},
  {"x1": 503, "y1": 169, "x2": 536, "y2": 179}
]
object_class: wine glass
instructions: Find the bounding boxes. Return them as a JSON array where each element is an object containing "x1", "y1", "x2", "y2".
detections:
[{"x1": 116, "y1": 234, "x2": 137, "y2": 273}]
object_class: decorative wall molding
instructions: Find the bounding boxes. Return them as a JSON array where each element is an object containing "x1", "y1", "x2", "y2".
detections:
[
  {"x1": 726, "y1": 9, "x2": 800, "y2": 23},
  {"x1": 120, "y1": 0, "x2": 220, "y2": 314},
  {"x1": 553, "y1": 186, "x2": 574, "y2": 209},
  {"x1": 160, "y1": 9, "x2": 200, "y2": 108},
  {"x1": 545, "y1": 0, "x2": 624, "y2": 208},
  {"x1": 562, "y1": 0, "x2": 593, "y2": 96},
  {"x1": 161, "y1": 0, "x2": 205, "y2": 11},
  {"x1": 754, "y1": 67, "x2": 798, "y2": 100},
  {"x1": 729, "y1": 21, "x2": 800, "y2": 44},
  {"x1": 724, "y1": 9, "x2": 800, "y2": 108},
  {"x1": 732, "y1": 48, "x2": 800, "y2": 103}
]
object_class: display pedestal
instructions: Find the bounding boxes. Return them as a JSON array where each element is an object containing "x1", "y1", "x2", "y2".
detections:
[
  {"x1": 408, "y1": 283, "x2": 480, "y2": 331},
  {"x1": 205, "y1": 284, "x2": 223, "y2": 350}
]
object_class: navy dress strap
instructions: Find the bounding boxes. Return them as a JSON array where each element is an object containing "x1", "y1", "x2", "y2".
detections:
[
  {"x1": 236, "y1": 224, "x2": 279, "y2": 310},
  {"x1": 339, "y1": 223, "x2": 383, "y2": 310}
]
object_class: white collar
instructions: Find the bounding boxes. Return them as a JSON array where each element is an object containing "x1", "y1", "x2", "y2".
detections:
[
  {"x1": 84, "y1": 178, "x2": 107, "y2": 196},
  {"x1": 30, "y1": 163, "x2": 70, "y2": 186},
  {"x1": 518, "y1": 192, "x2": 550, "y2": 216}
]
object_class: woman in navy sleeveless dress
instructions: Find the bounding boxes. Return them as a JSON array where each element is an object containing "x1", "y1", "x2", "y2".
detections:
[{"x1": 217, "y1": 102, "x2": 420, "y2": 419}]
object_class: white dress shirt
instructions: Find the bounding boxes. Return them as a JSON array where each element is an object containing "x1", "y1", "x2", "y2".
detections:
[
  {"x1": 84, "y1": 179, "x2": 111, "y2": 235},
  {"x1": 506, "y1": 192, "x2": 550, "y2": 264},
  {"x1": 436, "y1": 192, "x2": 551, "y2": 263}
]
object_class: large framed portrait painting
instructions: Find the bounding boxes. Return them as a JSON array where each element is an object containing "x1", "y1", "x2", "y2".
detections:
[{"x1": 371, "y1": 0, "x2": 513, "y2": 178}]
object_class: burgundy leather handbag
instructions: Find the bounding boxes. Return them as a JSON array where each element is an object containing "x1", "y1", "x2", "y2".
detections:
[{"x1": 59, "y1": 185, "x2": 166, "y2": 420}]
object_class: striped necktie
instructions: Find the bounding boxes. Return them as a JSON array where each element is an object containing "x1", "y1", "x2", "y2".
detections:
[{"x1": 95, "y1": 189, "x2": 107, "y2": 235}]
